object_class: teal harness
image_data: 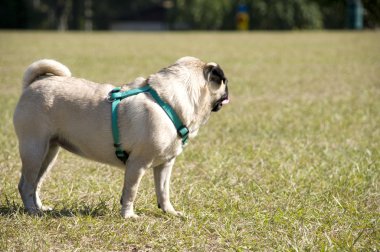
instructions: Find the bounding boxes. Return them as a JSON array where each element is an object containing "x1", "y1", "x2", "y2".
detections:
[{"x1": 107, "y1": 85, "x2": 189, "y2": 163}]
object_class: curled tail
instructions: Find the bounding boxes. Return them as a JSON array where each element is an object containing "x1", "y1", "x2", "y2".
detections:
[{"x1": 22, "y1": 59, "x2": 72, "y2": 89}]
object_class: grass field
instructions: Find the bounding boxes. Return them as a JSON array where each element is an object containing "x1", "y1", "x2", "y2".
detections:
[{"x1": 0, "y1": 31, "x2": 379, "y2": 251}]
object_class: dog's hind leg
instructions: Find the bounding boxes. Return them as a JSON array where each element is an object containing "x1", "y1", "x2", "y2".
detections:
[
  {"x1": 35, "y1": 142, "x2": 60, "y2": 211},
  {"x1": 18, "y1": 137, "x2": 56, "y2": 214}
]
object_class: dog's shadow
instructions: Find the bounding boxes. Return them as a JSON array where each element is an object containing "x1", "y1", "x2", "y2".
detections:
[
  {"x1": 1, "y1": 203, "x2": 187, "y2": 220},
  {"x1": 0, "y1": 196, "x2": 187, "y2": 219},
  {"x1": 0, "y1": 198, "x2": 112, "y2": 218}
]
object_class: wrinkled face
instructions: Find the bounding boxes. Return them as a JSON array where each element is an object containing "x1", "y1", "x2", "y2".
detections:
[{"x1": 203, "y1": 63, "x2": 229, "y2": 112}]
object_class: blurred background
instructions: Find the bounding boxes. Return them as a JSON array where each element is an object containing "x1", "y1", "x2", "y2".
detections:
[{"x1": 0, "y1": 0, "x2": 379, "y2": 31}]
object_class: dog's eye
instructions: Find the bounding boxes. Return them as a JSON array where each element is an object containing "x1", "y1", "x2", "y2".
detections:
[
  {"x1": 204, "y1": 63, "x2": 226, "y2": 86},
  {"x1": 212, "y1": 68, "x2": 222, "y2": 79},
  {"x1": 210, "y1": 67, "x2": 225, "y2": 85}
]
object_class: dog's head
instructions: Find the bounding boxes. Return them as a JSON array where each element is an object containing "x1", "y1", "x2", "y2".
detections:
[
  {"x1": 203, "y1": 62, "x2": 229, "y2": 112},
  {"x1": 159, "y1": 56, "x2": 229, "y2": 114}
]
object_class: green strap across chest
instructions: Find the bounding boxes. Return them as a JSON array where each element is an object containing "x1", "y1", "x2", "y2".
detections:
[{"x1": 108, "y1": 85, "x2": 189, "y2": 163}]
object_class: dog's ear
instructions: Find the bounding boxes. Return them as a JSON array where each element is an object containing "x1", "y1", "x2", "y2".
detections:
[{"x1": 204, "y1": 63, "x2": 227, "y2": 86}]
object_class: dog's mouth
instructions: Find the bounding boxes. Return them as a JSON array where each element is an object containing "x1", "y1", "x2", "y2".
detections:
[{"x1": 212, "y1": 92, "x2": 229, "y2": 112}]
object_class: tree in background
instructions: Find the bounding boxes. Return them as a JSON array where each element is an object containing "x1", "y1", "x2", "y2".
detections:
[
  {"x1": 0, "y1": 0, "x2": 28, "y2": 28},
  {"x1": 315, "y1": 0, "x2": 346, "y2": 29},
  {"x1": 0, "y1": 0, "x2": 379, "y2": 30},
  {"x1": 245, "y1": 0, "x2": 323, "y2": 30},
  {"x1": 168, "y1": 0, "x2": 232, "y2": 30},
  {"x1": 362, "y1": 0, "x2": 380, "y2": 28}
]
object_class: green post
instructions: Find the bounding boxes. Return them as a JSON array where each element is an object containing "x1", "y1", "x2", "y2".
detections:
[{"x1": 347, "y1": 0, "x2": 363, "y2": 29}]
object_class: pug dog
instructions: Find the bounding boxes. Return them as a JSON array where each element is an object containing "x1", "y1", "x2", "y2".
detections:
[{"x1": 13, "y1": 56, "x2": 229, "y2": 218}]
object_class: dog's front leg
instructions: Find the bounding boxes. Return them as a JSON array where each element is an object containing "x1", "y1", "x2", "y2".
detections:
[
  {"x1": 120, "y1": 158, "x2": 148, "y2": 218},
  {"x1": 153, "y1": 158, "x2": 182, "y2": 216}
]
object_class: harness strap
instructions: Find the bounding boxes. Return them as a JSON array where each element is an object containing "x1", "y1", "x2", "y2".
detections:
[{"x1": 108, "y1": 85, "x2": 189, "y2": 163}]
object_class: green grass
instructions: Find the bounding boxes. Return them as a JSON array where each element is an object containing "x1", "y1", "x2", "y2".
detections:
[{"x1": 0, "y1": 31, "x2": 379, "y2": 251}]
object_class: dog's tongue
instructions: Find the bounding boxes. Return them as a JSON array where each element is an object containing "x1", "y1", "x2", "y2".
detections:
[{"x1": 222, "y1": 98, "x2": 230, "y2": 105}]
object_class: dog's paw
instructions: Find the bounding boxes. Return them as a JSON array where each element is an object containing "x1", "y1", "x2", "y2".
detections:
[
  {"x1": 164, "y1": 210, "x2": 186, "y2": 220},
  {"x1": 41, "y1": 205, "x2": 53, "y2": 211},
  {"x1": 171, "y1": 210, "x2": 185, "y2": 218},
  {"x1": 121, "y1": 209, "x2": 139, "y2": 219},
  {"x1": 175, "y1": 211, "x2": 184, "y2": 217},
  {"x1": 25, "y1": 207, "x2": 44, "y2": 216},
  {"x1": 123, "y1": 213, "x2": 140, "y2": 219},
  {"x1": 162, "y1": 206, "x2": 184, "y2": 217}
]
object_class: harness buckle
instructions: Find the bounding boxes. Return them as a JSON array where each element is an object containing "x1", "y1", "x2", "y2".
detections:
[
  {"x1": 115, "y1": 150, "x2": 129, "y2": 164},
  {"x1": 178, "y1": 126, "x2": 189, "y2": 144},
  {"x1": 107, "y1": 87, "x2": 122, "y2": 102}
]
